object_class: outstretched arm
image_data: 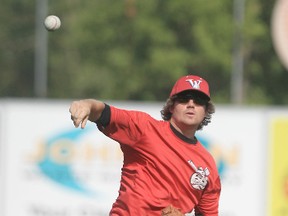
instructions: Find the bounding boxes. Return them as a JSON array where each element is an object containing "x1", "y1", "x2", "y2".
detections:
[{"x1": 69, "y1": 99, "x2": 105, "y2": 129}]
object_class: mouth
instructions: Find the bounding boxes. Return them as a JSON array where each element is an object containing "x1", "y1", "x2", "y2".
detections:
[{"x1": 186, "y1": 111, "x2": 195, "y2": 116}]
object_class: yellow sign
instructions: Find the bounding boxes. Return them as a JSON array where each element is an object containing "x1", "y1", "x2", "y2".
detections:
[{"x1": 269, "y1": 118, "x2": 288, "y2": 216}]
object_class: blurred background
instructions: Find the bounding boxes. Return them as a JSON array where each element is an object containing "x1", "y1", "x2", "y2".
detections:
[
  {"x1": 0, "y1": 0, "x2": 288, "y2": 216},
  {"x1": 1, "y1": 0, "x2": 288, "y2": 104}
]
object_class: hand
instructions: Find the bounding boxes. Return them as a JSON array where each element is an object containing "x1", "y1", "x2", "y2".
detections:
[
  {"x1": 69, "y1": 100, "x2": 92, "y2": 129},
  {"x1": 161, "y1": 205, "x2": 184, "y2": 216}
]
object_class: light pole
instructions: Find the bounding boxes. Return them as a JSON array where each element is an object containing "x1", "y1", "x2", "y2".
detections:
[
  {"x1": 34, "y1": 0, "x2": 48, "y2": 97},
  {"x1": 231, "y1": 0, "x2": 245, "y2": 104}
]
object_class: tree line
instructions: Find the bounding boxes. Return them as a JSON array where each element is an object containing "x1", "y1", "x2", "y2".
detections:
[{"x1": 0, "y1": 0, "x2": 287, "y2": 104}]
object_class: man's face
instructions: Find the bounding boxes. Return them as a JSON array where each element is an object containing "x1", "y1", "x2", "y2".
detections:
[{"x1": 169, "y1": 91, "x2": 208, "y2": 131}]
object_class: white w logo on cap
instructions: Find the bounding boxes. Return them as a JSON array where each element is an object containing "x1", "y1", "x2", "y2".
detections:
[{"x1": 186, "y1": 79, "x2": 202, "y2": 89}]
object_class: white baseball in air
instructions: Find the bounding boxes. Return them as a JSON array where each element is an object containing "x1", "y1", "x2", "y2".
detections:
[{"x1": 44, "y1": 15, "x2": 61, "y2": 31}]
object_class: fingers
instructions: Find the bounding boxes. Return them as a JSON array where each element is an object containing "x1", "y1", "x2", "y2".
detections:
[
  {"x1": 81, "y1": 115, "x2": 89, "y2": 129},
  {"x1": 71, "y1": 115, "x2": 83, "y2": 128}
]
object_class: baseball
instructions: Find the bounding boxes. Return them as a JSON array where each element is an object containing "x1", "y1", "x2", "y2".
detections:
[{"x1": 44, "y1": 15, "x2": 61, "y2": 31}]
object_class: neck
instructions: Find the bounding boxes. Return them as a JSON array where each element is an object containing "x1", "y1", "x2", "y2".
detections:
[{"x1": 169, "y1": 120, "x2": 197, "y2": 139}]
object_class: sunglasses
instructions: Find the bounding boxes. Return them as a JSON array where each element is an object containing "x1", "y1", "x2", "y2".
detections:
[{"x1": 174, "y1": 93, "x2": 208, "y2": 106}]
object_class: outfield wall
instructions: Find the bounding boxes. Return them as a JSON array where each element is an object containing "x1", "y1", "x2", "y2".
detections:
[{"x1": 0, "y1": 99, "x2": 287, "y2": 216}]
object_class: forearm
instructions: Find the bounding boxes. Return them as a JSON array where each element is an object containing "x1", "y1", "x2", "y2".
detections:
[{"x1": 85, "y1": 99, "x2": 105, "y2": 122}]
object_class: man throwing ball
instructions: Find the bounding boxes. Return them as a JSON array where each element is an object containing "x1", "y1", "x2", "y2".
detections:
[{"x1": 69, "y1": 75, "x2": 221, "y2": 215}]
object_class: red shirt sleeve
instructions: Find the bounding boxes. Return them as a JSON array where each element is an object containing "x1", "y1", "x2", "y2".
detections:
[{"x1": 100, "y1": 106, "x2": 150, "y2": 146}]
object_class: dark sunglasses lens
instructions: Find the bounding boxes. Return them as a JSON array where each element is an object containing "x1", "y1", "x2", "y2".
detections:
[
  {"x1": 194, "y1": 97, "x2": 207, "y2": 105},
  {"x1": 176, "y1": 94, "x2": 207, "y2": 105},
  {"x1": 176, "y1": 97, "x2": 190, "y2": 103}
]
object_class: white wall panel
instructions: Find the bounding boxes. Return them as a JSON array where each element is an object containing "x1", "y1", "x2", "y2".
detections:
[{"x1": 0, "y1": 100, "x2": 287, "y2": 216}]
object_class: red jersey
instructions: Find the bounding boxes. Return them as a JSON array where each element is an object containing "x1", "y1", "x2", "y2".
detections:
[{"x1": 100, "y1": 106, "x2": 221, "y2": 216}]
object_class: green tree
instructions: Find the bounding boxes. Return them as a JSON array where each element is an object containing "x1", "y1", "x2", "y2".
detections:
[
  {"x1": 48, "y1": 0, "x2": 233, "y2": 101},
  {"x1": 1, "y1": 0, "x2": 287, "y2": 105},
  {"x1": 0, "y1": 0, "x2": 35, "y2": 96},
  {"x1": 243, "y1": 0, "x2": 288, "y2": 104}
]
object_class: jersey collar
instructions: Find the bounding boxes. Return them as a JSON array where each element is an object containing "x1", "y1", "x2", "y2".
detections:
[{"x1": 170, "y1": 123, "x2": 198, "y2": 144}]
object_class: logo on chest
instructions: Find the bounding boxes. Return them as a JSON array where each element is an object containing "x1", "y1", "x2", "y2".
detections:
[{"x1": 188, "y1": 160, "x2": 210, "y2": 190}]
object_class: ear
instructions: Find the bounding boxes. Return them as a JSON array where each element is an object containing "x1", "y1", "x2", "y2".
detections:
[{"x1": 169, "y1": 105, "x2": 174, "y2": 114}]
